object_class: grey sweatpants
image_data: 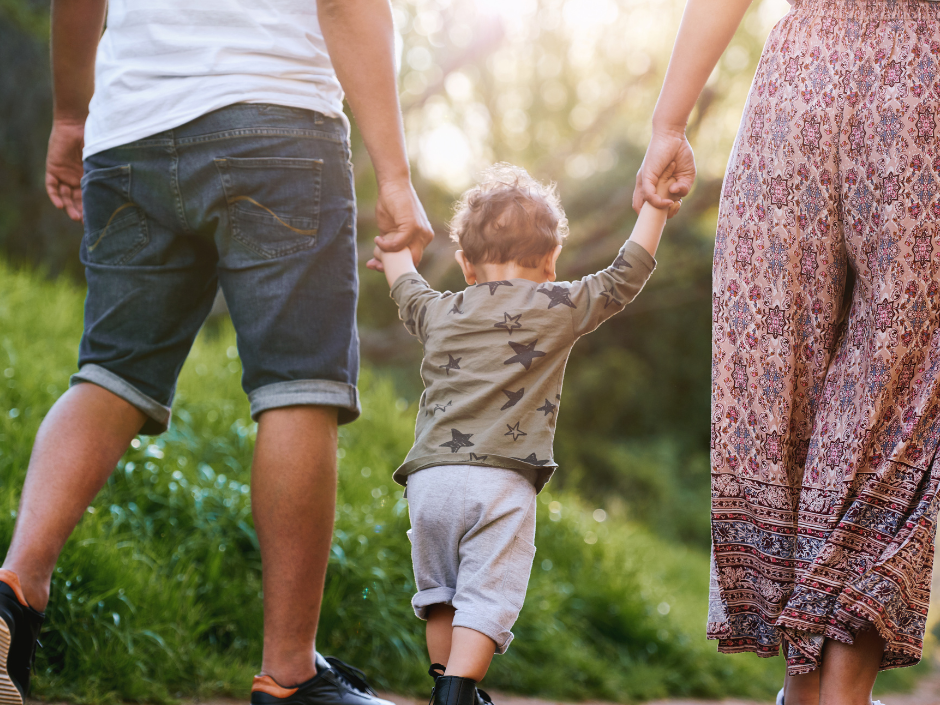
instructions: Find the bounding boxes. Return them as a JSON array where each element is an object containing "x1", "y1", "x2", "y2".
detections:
[{"x1": 406, "y1": 464, "x2": 537, "y2": 654}]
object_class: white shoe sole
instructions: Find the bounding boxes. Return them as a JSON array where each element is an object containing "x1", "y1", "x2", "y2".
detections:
[{"x1": 0, "y1": 618, "x2": 22, "y2": 705}]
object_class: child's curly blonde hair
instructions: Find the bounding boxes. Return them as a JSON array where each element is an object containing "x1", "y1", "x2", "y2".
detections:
[{"x1": 449, "y1": 163, "x2": 569, "y2": 268}]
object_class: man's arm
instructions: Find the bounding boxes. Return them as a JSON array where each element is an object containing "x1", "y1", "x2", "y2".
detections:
[
  {"x1": 45, "y1": 0, "x2": 106, "y2": 222},
  {"x1": 318, "y1": 0, "x2": 434, "y2": 267}
]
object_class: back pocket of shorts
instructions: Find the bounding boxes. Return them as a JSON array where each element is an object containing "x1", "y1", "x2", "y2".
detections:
[
  {"x1": 500, "y1": 538, "x2": 536, "y2": 609},
  {"x1": 81, "y1": 164, "x2": 149, "y2": 266},
  {"x1": 214, "y1": 156, "x2": 322, "y2": 259}
]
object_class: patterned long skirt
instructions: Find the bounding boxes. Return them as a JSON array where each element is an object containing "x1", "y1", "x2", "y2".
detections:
[{"x1": 709, "y1": 0, "x2": 940, "y2": 675}]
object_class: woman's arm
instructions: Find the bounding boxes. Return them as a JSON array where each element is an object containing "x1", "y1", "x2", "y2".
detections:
[{"x1": 633, "y1": 0, "x2": 753, "y2": 212}]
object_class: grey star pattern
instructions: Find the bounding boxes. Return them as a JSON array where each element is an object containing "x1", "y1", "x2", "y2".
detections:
[
  {"x1": 598, "y1": 285, "x2": 620, "y2": 309},
  {"x1": 439, "y1": 354, "x2": 462, "y2": 375},
  {"x1": 494, "y1": 312, "x2": 523, "y2": 335},
  {"x1": 536, "y1": 398, "x2": 557, "y2": 417},
  {"x1": 612, "y1": 253, "x2": 633, "y2": 270},
  {"x1": 477, "y1": 280, "x2": 514, "y2": 295},
  {"x1": 505, "y1": 422, "x2": 527, "y2": 441},
  {"x1": 426, "y1": 400, "x2": 453, "y2": 417},
  {"x1": 501, "y1": 388, "x2": 525, "y2": 410},
  {"x1": 440, "y1": 428, "x2": 475, "y2": 454},
  {"x1": 537, "y1": 284, "x2": 576, "y2": 309},
  {"x1": 504, "y1": 340, "x2": 546, "y2": 370},
  {"x1": 512, "y1": 453, "x2": 551, "y2": 466},
  {"x1": 449, "y1": 303, "x2": 463, "y2": 315},
  {"x1": 469, "y1": 453, "x2": 489, "y2": 462}
]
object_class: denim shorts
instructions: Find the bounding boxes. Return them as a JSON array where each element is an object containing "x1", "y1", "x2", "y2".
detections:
[{"x1": 75, "y1": 103, "x2": 360, "y2": 435}]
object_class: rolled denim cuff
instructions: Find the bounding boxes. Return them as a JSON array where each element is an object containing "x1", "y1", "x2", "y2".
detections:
[
  {"x1": 248, "y1": 379, "x2": 361, "y2": 425},
  {"x1": 70, "y1": 364, "x2": 171, "y2": 435},
  {"x1": 412, "y1": 586, "x2": 457, "y2": 620}
]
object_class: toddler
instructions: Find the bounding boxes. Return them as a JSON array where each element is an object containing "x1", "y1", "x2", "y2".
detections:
[{"x1": 370, "y1": 163, "x2": 677, "y2": 705}]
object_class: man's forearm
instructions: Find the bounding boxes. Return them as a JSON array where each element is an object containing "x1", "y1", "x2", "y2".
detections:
[
  {"x1": 50, "y1": 0, "x2": 106, "y2": 123},
  {"x1": 651, "y1": 0, "x2": 752, "y2": 132},
  {"x1": 318, "y1": 0, "x2": 410, "y2": 186}
]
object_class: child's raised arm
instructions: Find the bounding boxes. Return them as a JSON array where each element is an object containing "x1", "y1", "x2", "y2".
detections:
[
  {"x1": 373, "y1": 244, "x2": 445, "y2": 344},
  {"x1": 373, "y1": 245, "x2": 419, "y2": 289},
  {"x1": 562, "y1": 165, "x2": 677, "y2": 337},
  {"x1": 628, "y1": 162, "x2": 679, "y2": 258}
]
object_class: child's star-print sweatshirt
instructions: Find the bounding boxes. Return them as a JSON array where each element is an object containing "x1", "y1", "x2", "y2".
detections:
[{"x1": 390, "y1": 240, "x2": 655, "y2": 492}]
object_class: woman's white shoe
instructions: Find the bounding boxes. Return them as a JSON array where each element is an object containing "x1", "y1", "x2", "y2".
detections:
[{"x1": 775, "y1": 688, "x2": 784, "y2": 705}]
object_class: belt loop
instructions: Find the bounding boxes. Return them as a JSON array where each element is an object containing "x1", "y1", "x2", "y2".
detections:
[{"x1": 315, "y1": 112, "x2": 324, "y2": 125}]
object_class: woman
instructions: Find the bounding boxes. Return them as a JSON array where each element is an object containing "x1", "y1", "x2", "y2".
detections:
[{"x1": 636, "y1": 1, "x2": 940, "y2": 703}]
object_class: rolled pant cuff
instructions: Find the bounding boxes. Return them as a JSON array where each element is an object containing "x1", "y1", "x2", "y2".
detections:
[
  {"x1": 412, "y1": 587, "x2": 457, "y2": 620},
  {"x1": 70, "y1": 364, "x2": 171, "y2": 435},
  {"x1": 452, "y1": 612, "x2": 514, "y2": 654},
  {"x1": 248, "y1": 380, "x2": 361, "y2": 425}
]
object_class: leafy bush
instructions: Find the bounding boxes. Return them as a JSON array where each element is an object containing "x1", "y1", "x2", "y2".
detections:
[{"x1": 0, "y1": 264, "x2": 928, "y2": 703}]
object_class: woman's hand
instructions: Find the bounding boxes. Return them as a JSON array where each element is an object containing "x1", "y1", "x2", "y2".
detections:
[{"x1": 633, "y1": 127, "x2": 696, "y2": 216}]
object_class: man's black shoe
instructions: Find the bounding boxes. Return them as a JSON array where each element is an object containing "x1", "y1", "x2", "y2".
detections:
[
  {"x1": 250, "y1": 653, "x2": 394, "y2": 705},
  {"x1": 0, "y1": 571, "x2": 44, "y2": 705}
]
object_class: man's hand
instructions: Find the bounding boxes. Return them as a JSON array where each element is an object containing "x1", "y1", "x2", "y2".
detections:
[
  {"x1": 366, "y1": 179, "x2": 434, "y2": 272},
  {"x1": 633, "y1": 128, "x2": 695, "y2": 217},
  {"x1": 46, "y1": 119, "x2": 86, "y2": 222}
]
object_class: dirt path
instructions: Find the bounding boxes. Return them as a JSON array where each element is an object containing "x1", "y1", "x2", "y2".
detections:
[
  {"x1": 374, "y1": 677, "x2": 940, "y2": 705},
  {"x1": 32, "y1": 674, "x2": 934, "y2": 705}
]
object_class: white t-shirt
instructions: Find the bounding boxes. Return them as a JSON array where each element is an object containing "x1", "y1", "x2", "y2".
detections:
[{"x1": 83, "y1": 0, "x2": 345, "y2": 159}]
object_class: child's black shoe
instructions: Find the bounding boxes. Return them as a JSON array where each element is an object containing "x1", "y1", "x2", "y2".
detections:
[{"x1": 427, "y1": 665, "x2": 494, "y2": 705}]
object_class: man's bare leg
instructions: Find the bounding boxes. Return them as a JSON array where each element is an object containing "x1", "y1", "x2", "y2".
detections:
[
  {"x1": 819, "y1": 628, "x2": 885, "y2": 705},
  {"x1": 1, "y1": 383, "x2": 146, "y2": 611},
  {"x1": 253, "y1": 406, "x2": 338, "y2": 687}
]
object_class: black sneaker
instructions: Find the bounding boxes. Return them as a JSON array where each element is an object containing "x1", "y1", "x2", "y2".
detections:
[
  {"x1": 0, "y1": 571, "x2": 44, "y2": 705},
  {"x1": 428, "y1": 664, "x2": 494, "y2": 705},
  {"x1": 250, "y1": 653, "x2": 394, "y2": 705}
]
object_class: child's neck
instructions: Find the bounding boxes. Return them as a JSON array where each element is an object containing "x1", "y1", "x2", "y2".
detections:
[{"x1": 472, "y1": 262, "x2": 552, "y2": 285}]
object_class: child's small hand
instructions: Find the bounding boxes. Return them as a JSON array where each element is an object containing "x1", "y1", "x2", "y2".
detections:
[
  {"x1": 654, "y1": 161, "x2": 682, "y2": 219},
  {"x1": 367, "y1": 245, "x2": 387, "y2": 272},
  {"x1": 371, "y1": 245, "x2": 418, "y2": 287}
]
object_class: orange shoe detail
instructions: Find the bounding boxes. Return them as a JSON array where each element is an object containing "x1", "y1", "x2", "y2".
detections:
[
  {"x1": 252, "y1": 675, "x2": 299, "y2": 699},
  {"x1": 0, "y1": 570, "x2": 29, "y2": 608}
]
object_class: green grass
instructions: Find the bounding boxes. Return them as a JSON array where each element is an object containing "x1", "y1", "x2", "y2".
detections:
[{"x1": 0, "y1": 262, "x2": 930, "y2": 703}]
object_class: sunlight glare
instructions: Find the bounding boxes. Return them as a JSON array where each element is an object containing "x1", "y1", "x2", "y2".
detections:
[
  {"x1": 418, "y1": 123, "x2": 475, "y2": 192},
  {"x1": 561, "y1": 0, "x2": 618, "y2": 30},
  {"x1": 474, "y1": 0, "x2": 536, "y2": 22}
]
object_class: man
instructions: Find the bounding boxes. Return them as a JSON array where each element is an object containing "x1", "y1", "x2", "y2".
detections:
[{"x1": 0, "y1": 0, "x2": 434, "y2": 703}]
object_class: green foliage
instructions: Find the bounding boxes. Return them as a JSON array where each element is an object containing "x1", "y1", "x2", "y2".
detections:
[{"x1": 0, "y1": 259, "x2": 794, "y2": 703}]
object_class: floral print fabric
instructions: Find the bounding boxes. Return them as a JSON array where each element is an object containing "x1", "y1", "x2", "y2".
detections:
[{"x1": 709, "y1": 0, "x2": 940, "y2": 675}]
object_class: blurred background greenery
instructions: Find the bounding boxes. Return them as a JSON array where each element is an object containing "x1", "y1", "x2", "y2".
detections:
[{"x1": 0, "y1": 0, "x2": 935, "y2": 701}]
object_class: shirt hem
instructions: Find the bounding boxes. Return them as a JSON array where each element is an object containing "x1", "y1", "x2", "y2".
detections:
[
  {"x1": 83, "y1": 94, "x2": 347, "y2": 159},
  {"x1": 393, "y1": 453, "x2": 555, "y2": 493}
]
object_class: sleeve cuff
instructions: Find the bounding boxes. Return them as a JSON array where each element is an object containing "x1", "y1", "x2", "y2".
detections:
[
  {"x1": 389, "y1": 271, "x2": 430, "y2": 307},
  {"x1": 621, "y1": 240, "x2": 657, "y2": 272}
]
